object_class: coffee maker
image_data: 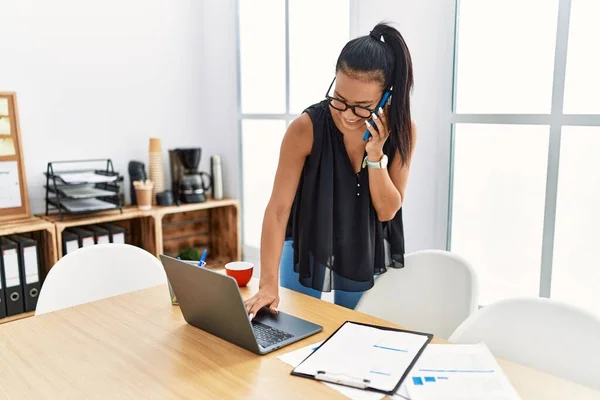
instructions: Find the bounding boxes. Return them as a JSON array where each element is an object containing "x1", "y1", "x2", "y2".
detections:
[{"x1": 169, "y1": 148, "x2": 212, "y2": 204}]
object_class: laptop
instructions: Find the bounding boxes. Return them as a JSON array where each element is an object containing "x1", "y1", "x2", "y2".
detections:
[{"x1": 160, "y1": 255, "x2": 323, "y2": 355}]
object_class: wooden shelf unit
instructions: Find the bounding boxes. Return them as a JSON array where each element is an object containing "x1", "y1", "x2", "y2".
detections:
[
  {"x1": 43, "y1": 198, "x2": 241, "y2": 269},
  {"x1": 44, "y1": 206, "x2": 158, "y2": 259},
  {"x1": 0, "y1": 217, "x2": 58, "y2": 324}
]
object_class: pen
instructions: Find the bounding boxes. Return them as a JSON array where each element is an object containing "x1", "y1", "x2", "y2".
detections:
[
  {"x1": 362, "y1": 89, "x2": 393, "y2": 141},
  {"x1": 315, "y1": 371, "x2": 370, "y2": 389},
  {"x1": 198, "y1": 249, "x2": 207, "y2": 266}
]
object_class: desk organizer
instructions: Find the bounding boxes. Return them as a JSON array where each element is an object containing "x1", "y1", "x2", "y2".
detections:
[{"x1": 44, "y1": 159, "x2": 123, "y2": 220}]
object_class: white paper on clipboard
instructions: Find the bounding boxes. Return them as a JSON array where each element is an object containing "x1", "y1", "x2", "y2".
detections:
[
  {"x1": 0, "y1": 161, "x2": 22, "y2": 209},
  {"x1": 293, "y1": 322, "x2": 431, "y2": 394}
]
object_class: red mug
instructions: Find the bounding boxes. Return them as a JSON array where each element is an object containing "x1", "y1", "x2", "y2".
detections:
[{"x1": 225, "y1": 262, "x2": 254, "y2": 287}]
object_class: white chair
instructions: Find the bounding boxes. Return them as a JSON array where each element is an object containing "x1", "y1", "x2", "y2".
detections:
[
  {"x1": 36, "y1": 244, "x2": 167, "y2": 315},
  {"x1": 449, "y1": 297, "x2": 600, "y2": 390},
  {"x1": 355, "y1": 249, "x2": 478, "y2": 339}
]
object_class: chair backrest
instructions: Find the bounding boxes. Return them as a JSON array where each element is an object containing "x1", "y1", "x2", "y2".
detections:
[
  {"x1": 449, "y1": 297, "x2": 600, "y2": 390},
  {"x1": 355, "y1": 249, "x2": 479, "y2": 339},
  {"x1": 36, "y1": 244, "x2": 167, "y2": 315}
]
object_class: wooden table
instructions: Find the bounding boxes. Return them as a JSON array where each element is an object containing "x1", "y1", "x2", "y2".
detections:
[{"x1": 0, "y1": 279, "x2": 598, "y2": 399}]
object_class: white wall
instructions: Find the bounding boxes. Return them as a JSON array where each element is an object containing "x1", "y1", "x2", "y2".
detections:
[
  {"x1": 352, "y1": 0, "x2": 456, "y2": 252},
  {"x1": 201, "y1": 0, "x2": 240, "y2": 202},
  {"x1": 0, "y1": 0, "x2": 240, "y2": 213}
]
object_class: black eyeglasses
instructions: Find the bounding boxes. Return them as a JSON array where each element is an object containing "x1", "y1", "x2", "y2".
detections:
[{"x1": 324, "y1": 77, "x2": 378, "y2": 119}]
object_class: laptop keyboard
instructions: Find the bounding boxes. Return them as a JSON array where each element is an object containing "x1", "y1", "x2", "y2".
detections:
[{"x1": 252, "y1": 321, "x2": 294, "y2": 348}]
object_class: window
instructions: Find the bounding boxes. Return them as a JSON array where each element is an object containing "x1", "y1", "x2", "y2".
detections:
[
  {"x1": 563, "y1": 0, "x2": 600, "y2": 114},
  {"x1": 454, "y1": 0, "x2": 559, "y2": 114},
  {"x1": 451, "y1": 124, "x2": 548, "y2": 305},
  {"x1": 237, "y1": 0, "x2": 350, "y2": 255},
  {"x1": 552, "y1": 126, "x2": 600, "y2": 314},
  {"x1": 450, "y1": 0, "x2": 600, "y2": 316}
]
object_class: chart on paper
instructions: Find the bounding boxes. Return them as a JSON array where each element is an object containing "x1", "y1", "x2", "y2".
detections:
[{"x1": 405, "y1": 343, "x2": 520, "y2": 400}]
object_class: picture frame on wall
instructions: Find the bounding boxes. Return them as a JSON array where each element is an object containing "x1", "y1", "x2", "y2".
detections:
[{"x1": 0, "y1": 92, "x2": 30, "y2": 221}]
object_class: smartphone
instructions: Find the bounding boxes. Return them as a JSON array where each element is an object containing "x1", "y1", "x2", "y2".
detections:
[{"x1": 362, "y1": 89, "x2": 393, "y2": 141}]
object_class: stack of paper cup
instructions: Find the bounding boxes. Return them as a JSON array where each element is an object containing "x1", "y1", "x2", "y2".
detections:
[{"x1": 148, "y1": 138, "x2": 165, "y2": 205}]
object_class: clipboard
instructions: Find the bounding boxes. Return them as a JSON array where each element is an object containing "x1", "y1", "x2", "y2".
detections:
[{"x1": 291, "y1": 321, "x2": 433, "y2": 395}]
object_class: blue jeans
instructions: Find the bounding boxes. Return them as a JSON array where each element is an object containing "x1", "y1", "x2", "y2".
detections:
[{"x1": 279, "y1": 240, "x2": 365, "y2": 310}]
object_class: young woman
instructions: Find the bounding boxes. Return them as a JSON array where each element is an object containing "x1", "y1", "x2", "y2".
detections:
[{"x1": 245, "y1": 22, "x2": 417, "y2": 318}]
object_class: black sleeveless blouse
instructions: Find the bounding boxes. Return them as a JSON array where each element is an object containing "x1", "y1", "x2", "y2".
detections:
[{"x1": 285, "y1": 100, "x2": 406, "y2": 292}]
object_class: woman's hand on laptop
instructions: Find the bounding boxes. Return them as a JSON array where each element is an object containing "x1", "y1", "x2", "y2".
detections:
[{"x1": 244, "y1": 283, "x2": 279, "y2": 321}]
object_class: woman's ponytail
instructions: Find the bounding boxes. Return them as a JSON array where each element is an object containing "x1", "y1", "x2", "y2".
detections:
[{"x1": 370, "y1": 23, "x2": 413, "y2": 166}]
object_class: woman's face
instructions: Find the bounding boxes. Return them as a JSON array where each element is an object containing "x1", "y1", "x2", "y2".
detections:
[{"x1": 331, "y1": 71, "x2": 383, "y2": 132}]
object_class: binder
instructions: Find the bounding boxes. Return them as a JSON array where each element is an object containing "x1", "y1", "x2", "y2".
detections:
[
  {"x1": 62, "y1": 230, "x2": 80, "y2": 255},
  {"x1": 291, "y1": 321, "x2": 432, "y2": 395},
  {"x1": 98, "y1": 223, "x2": 126, "y2": 244},
  {"x1": 67, "y1": 227, "x2": 95, "y2": 248},
  {"x1": 0, "y1": 237, "x2": 25, "y2": 316},
  {"x1": 0, "y1": 240, "x2": 6, "y2": 319},
  {"x1": 8, "y1": 235, "x2": 41, "y2": 312},
  {"x1": 87, "y1": 225, "x2": 110, "y2": 244}
]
